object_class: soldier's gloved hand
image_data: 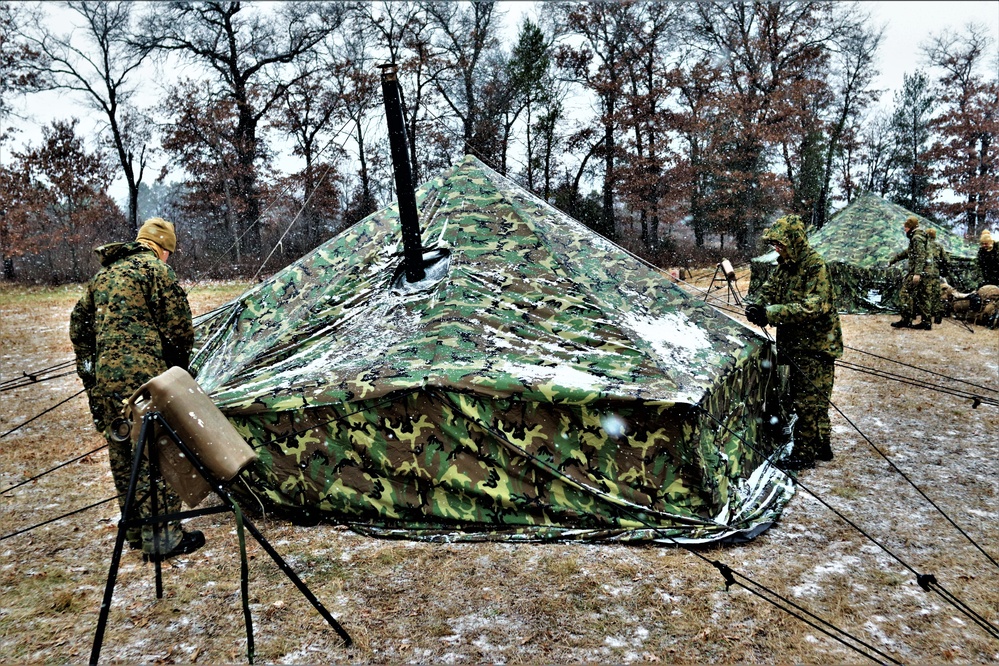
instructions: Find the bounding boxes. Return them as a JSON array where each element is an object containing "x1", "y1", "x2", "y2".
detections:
[{"x1": 745, "y1": 303, "x2": 768, "y2": 326}]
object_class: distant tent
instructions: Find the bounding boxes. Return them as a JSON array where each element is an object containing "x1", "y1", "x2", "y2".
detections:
[
  {"x1": 748, "y1": 193, "x2": 978, "y2": 313},
  {"x1": 190, "y1": 155, "x2": 794, "y2": 545}
]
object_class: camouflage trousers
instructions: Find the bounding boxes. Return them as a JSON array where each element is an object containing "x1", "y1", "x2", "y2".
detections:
[
  {"x1": 926, "y1": 276, "x2": 943, "y2": 319},
  {"x1": 782, "y1": 353, "x2": 836, "y2": 462},
  {"x1": 898, "y1": 275, "x2": 932, "y2": 321},
  {"x1": 106, "y1": 427, "x2": 183, "y2": 555}
]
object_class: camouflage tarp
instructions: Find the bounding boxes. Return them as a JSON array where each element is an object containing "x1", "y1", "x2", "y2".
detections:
[
  {"x1": 191, "y1": 155, "x2": 795, "y2": 544},
  {"x1": 749, "y1": 193, "x2": 978, "y2": 313}
]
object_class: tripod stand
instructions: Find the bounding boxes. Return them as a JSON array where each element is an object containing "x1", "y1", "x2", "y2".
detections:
[
  {"x1": 707, "y1": 259, "x2": 744, "y2": 305},
  {"x1": 90, "y1": 412, "x2": 352, "y2": 665}
]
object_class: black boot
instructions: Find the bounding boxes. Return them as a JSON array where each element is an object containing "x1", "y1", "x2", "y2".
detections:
[
  {"x1": 890, "y1": 318, "x2": 912, "y2": 328},
  {"x1": 816, "y1": 440, "x2": 834, "y2": 462},
  {"x1": 143, "y1": 530, "x2": 206, "y2": 563},
  {"x1": 911, "y1": 320, "x2": 932, "y2": 330},
  {"x1": 933, "y1": 315, "x2": 942, "y2": 324}
]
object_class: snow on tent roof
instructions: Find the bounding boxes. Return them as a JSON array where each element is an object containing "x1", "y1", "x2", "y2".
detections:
[
  {"x1": 191, "y1": 155, "x2": 794, "y2": 544},
  {"x1": 749, "y1": 192, "x2": 978, "y2": 312}
]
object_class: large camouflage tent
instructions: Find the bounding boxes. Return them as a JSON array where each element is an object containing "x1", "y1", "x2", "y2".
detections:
[
  {"x1": 748, "y1": 193, "x2": 978, "y2": 313},
  {"x1": 190, "y1": 155, "x2": 795, "y2": 545}
]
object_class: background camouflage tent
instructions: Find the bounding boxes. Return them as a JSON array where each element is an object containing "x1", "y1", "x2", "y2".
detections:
[
  {"x1": 190, "y1": 155, "x2": 795, "y2": 545},
  {"x1": 748, "y1": 193, "x2": 978, "y2": 313}
]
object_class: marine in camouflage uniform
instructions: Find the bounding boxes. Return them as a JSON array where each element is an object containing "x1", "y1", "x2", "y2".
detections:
[
  {"x1": 888, "y1": 216, "x2": 932, "y2": 329},
  {"x1": 746, "y1": 215, "x2": 843, "y2": 470},
  {"x1": 925, "y1": 228, "x2": 949, "y2": 324},
  {"x1": 69, "y1": 218, "x2": 199, "y2": 558}
]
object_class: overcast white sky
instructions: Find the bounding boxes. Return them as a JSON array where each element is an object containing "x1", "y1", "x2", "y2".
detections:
[
  {"x1": 863, "y1": 1, "x2": 998, "y2": 94},
  {"x1": 5, "y1": 1, "x2": 998, "y2": 203}
]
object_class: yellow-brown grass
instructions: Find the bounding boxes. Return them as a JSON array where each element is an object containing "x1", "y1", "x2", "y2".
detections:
[{"x1": 1, "y1": 278, "x2": 996, "y2": 664}]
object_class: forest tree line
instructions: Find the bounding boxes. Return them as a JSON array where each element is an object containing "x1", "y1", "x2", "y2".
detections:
[{"x1": 0, "y1": 1, "x2": 996, "y2": 283}]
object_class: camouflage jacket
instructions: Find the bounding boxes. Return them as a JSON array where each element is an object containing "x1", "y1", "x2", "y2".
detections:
[
  {"x1": 757, "y1": 215, "x2": 844, "y2": 360},
  {"x1": 889, "y1": 228, "x2": 929, "y2": 276},
  {"x1": 928, "y1": 240, "x2": 949, "y2": 279},
  {"x1": 979, "y1": 245, "x2": 999, "y2": 287},
  {"x1": 69, "y1": 242, "x2": 194, "y2": 431}
]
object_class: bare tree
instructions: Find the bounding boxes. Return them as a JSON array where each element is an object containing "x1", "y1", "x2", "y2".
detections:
[
  {"x1": 270, "y1": 57, "x2": 345, "y2": 254},
  {"x1": 420, "y1": 0, "x2": 503, "y2": 167},
  {"x1": 810, "y1": 4, "x2": 884, "y2": 227},
  {"x1": 138, "y1": 1, "x2": 347, "y2": 257},
  {"x1": 551, "y1": 1, "x2": 638, "y2": 242},
  {"x1": 21, "y1": 1, "x2": 150, "y2": 233},
  {"x1": 0, "y1": 2, "x2": 46, "y2": 138},
  {"x1": 353, "y1": 1, "x2": 440, "y2": 182},
  {"x1": 322, "y1": 18, "x2": 384, "y2": 227},
  {"x1": 854, "y1": 111, "x2": 900, "y2": 198}
]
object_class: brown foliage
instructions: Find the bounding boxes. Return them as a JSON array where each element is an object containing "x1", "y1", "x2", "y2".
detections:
[
  {"x1": 924, "y1": 24, "x2": 999, "y2": 238},
  {"x1": 1, "y1": 282, "x2": 997, "y2": 663},
  {"x1": 3, "y1": 119, "x2": 125, "y2": 283}
]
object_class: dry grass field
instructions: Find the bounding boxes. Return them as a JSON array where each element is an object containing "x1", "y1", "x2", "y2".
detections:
[{"x1": 1, "y1": 276, "x2": 997, "y2": 664}]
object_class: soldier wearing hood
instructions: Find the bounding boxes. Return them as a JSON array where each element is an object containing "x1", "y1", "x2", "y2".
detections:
[
  {"x1": 745, "y1": 215, "x2": 843, "y2": 471},
  {"x1": 70, "y1": 218, "x2": 205, "y2": 561}
]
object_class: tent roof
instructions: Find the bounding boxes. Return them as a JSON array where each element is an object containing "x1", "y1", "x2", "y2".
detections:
[
  {"x1": 753, "y1": 192, "x2": 976, "y2": 265},
  {"x1": 192, "y1": 156, "x2": 762, "y2": 412}
]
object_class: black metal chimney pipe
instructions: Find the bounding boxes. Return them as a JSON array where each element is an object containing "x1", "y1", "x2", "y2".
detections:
[{"x1": 379, "y1": 63, "x2": 424, "y2": 283}]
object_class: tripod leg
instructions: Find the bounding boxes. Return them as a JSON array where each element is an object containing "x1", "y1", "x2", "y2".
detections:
[
  {"x1": 91, "y1": 418, "x2": 151, "y2": 664},
  {"x1": 240, "y1": 514, "x2": 353, "y2": 647},
  {"x1": 147, "y1": 435, "x2": 164, "y2": 599},
  {"x1": 89, "y1": 519, "x2": 129, "y2": 665},
  {"x1": 232, "y1": 502, "x2": 255, "y2": 663}
]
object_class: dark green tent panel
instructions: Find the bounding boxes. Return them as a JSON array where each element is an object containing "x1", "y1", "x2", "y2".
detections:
[
  {"x1": 749, "y1": 193, "x2": 978, "y2": 313},
  {"x1": 191, "y1": 156, "x2": 795, "y2": 544}
]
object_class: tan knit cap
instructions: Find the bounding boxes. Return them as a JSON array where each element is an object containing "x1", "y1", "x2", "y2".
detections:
[
  {"x1": 136, "y1": 218, "x2": 177, "y2": 253},
  {"x1": 981, "y1": 230, "x2": 993, "y2": 247},
  {"x1": 926, "y1": 228, "x2": 936, "y2": 239},
  {"x1": 904, "y1": 215, "x2": 919, "y2": 230}
]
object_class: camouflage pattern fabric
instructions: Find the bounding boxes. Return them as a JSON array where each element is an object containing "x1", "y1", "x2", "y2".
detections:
[
  {"x1": 70, "y1": 241, "x2": 195, "y2": 553},
  {"x1": 925, "y1": 277, "x2": 943, "y2": 321},
  {"x1": 928, "y1": 240, "x2": 948, "y2": 319},
  {"x1": 190, "y1": 155, "x2": 795, "y2": 544},
  {"x1": 889, "y1": 227, "x2": 929, "y2": 275},
  {"x1": 929, "y1": 239, "x2": 950, "y2": 279},
  {"x1": 749, "y1": 193, "x2": 978, "y2": 313},
  {"x1": 783, "y1": 355, "x2": 835, "y2": 463},
  {"x1": 752, "y1": 215, "x2": 842, "y2": 463}
]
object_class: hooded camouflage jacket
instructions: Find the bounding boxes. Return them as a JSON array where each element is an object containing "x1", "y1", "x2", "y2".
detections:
[
  {"x1": 757, "y1": 215, "x2": 843, "y2": 360},
  {"x1": 889, "y1": 228, "x2": 929, "y2": 276},
  {"x1": 69, "y1": 242, "x2": 194, "y2": 431}
]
